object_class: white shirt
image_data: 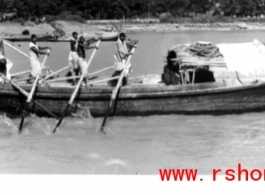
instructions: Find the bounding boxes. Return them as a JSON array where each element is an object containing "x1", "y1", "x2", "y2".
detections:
[{"x1": 29, "y1": 42, "x2": 39, "y2": 60}]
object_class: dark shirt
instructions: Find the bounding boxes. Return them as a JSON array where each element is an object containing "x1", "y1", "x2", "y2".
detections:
[
  {"x1": 77, "y1": 42, "x2": 86, "y2": 59},
  {"x1": 0, "y1": 58, "x2": 7, "y2": 75},
  {"x1": 70, "y1": 39, "x2": 77, "y2": 52}
]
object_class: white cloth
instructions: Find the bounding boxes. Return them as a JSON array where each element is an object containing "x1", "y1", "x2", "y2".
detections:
[
  {"x1": 113, "y1": 57, "x2": 132, "y2": 76},
  {"x1": 29, "y1": 42, "x2": 41, "y2": 77},
  {"x1": 68, "y1": 51, "x2": 78, "y2": 69},
  {"x1": 114, "y1": 39, "x2": 129, "y2": 71},
  {"x1": 218, "y1": 39, "x2": 265, "y2": 77},
  {"x1": 78, "y1": 57, "x2": 88, "y2": 76},
  {"x1": 6, "y1": 58, "x2": 12, "y2": 80},
  {"x1": 29, "y1": 59, "x2": 41, "y2": 77},
  {"x1": 29, "y1": 42, "x2": 39, "y2": 60},
  {"x1": 114, "y1": 55, "x2": 129, "y2": 71}
]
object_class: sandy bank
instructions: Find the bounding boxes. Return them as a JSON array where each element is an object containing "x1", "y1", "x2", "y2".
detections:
[
  {"x1": 0, "y1": 21, "x2": 100, "y2": 37},
  {"x1": 104, "y1": 22, "x2": 265, "y2": 33},
  {"x1": 1, "y1": 21, "x2": 265, "y2": 37}
]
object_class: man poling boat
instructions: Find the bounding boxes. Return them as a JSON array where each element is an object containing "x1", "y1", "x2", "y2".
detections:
[
  {"x1": 109, "y1": 32, "x2": 138, "y2": 87},
  {"x1": 76, "y1": 35, "x2": 99, "y2": 86},
  {"x1": 19, "y1": 48, "x2": 50, "y2": 132},
  {"x1": 53, "y1": 38, "x2": 101, "y2": 133},
  {"x1": 67, "y1": 31, "x2": 79, "y2": 84},
  {"x1": 101, "y1": 45, "x2": 137, "y2": 133},
  {"x1": 0, "y1": 40, "x2": 13, "y2": 83},
  {"x1": 28, "y1": 34, "x2": 51, "y2": 84}
]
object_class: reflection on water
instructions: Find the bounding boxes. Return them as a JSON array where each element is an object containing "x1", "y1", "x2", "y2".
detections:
[{"x1": 1, "y1": 31, "x2": 265, "y2": 174}]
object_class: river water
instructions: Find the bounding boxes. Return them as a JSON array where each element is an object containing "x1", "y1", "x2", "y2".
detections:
[{"x1": 1, "y1": 30, "x2": 265, "y2": 174}]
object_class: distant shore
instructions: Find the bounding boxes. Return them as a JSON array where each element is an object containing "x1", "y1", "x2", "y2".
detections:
[
  {"x1": 97, "y1": 22, "x2": 265, "y2": 32},
  {"x1": 1, "y1": 20, "x2": 265, "y2": 37}
]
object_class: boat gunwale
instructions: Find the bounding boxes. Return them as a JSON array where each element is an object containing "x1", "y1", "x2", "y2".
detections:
[{"x1": 0, "y1": 81, "x2": 264, "y2": 99}]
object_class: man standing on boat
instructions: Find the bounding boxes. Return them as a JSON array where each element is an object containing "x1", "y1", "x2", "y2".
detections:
[
  {"x1": 109, "y1": 32, "x2": 138, "y2": 86},
  {"x1": 67, "y1": 32, "x2": 79, "y2": 83},
  {"x1": 28, "y1": 34, "x2": 51, "y2": 82},
  {"x1": 0, "y1": 40, "x2": 13, "y2": 83},
  {"x1": 76, "y1": 36, "x2": 99, "y2": 85}
]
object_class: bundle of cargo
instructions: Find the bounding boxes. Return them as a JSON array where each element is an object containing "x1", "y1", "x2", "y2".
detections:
[
  {"x1": 170, "y1": 41, "x2": 227, "y2": 68},
  {"x1": 163, "y1": 39, "x2": 265, "y2": 85},
  {"x1": 162, "y1": 41, "x2": 225, "y2": 85}
]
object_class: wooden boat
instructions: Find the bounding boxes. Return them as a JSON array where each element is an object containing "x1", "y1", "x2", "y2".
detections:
[
  {"x1": 1, "y1": 74, "x2": 265, "y2": 118},
  {"x1": 2, "y1": 38, "x2": 265, "y2": 118}
]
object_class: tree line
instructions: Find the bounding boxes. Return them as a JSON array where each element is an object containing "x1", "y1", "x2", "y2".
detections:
[{"x1": 1, "y1": 0, "x2": 265, "y2": 20}]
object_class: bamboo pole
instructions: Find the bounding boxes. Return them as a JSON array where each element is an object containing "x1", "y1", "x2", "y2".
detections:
[
  {"x1": 4, "y1": 40, "x2": 55, "y2": 76},
  {"x1": 0, "y1": 74, "x2": 58, "y2": 119},
  {"x1": 100, "y1": 46, "x2": 136, "y2": 132},
  {"x1": 46, "y1": 66, "x2": 114, "y2": 83},
  {"x1": 41, "y1": 66, "x2": 69, "y2": 82},
  {"x1": 13, "y1": 77, "x2": 33, "y2": 83},
  {"x1": 11, "y1": 67, "x2": 52, "y2": 77},
  {"x1": 88, "y1": 65, "x2": 114, "y2": 77},
  {"x1": 48, "y1": 76, "x2": 119, "y2": 85},
  {"x1": 3, "y1": 40, "x2": 29, "y2": 59},
  {"x1": 11, "y1": 70, "x2": 31, "y2": 77},
  {"x1": 53, "y1": 40, "x2": 101, "y2": 133},
  {"x1": 19, "y1": 50, "x2": 50, "y2": 132}
]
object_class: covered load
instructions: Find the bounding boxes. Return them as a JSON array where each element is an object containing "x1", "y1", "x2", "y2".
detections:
[
  {"x1": 170, "y1": 41, "x2": 226, "y2": 67},
  {"x1": 218, "y1": 39, "x2": 265, "y2": 78},
  {"x1": 163, "y1": 39, "x2": 265, "y2": 85}
]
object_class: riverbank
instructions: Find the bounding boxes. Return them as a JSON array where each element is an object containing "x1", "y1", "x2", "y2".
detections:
[
  {"x1": 97, "y1": 22, "x2": 265, "y2": 32},
  {"x1": 1, "y1": 20, "x2": 265, "y2": 37}
]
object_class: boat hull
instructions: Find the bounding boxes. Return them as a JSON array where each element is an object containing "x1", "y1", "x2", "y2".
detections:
[{"x1": 1, "y1": 82, "x2": 265, "y2": 118}]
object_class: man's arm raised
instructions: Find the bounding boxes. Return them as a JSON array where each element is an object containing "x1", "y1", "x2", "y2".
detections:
[
  {"x1": 38, "y1": 46, "x2": 52, "y2": 51},
  {"x1": 31, "y1": 47, "x2": 50, "y2": 55}
]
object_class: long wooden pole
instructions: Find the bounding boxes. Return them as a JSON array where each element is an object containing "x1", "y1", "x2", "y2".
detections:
[
  {"x1": 41, "y1": 66, "x2": 69, "y2": 82},
  {"x1": 11, "y1": 67, "x2": 52, "y2": 78},
  {"x1": 46, "y1": 65, "x2": 114, "y2": 83},
  {"x1": 53, "y1": 40, "x2": 101, "y2": 133},
  {"x1": 0, "y1": 74, "x2": 58, "y2": 118},
  {"x1": 11, "y1": 70, "x2": 31, "y2": 77},
  {"x1": 235, "y1": 71, "x2": 244, "y2": 86},
  {"x1": 88, "y1": 65, "x2": 114, "y2": 77},
  {"x1": 19, "y1": 50, "x2": 50, "y2": 132},
  {"x1": 3, "y1": 40, "x2": 54, "y2": 75},
  {"x1": 3, "y1": 40, "x2": 30, "y2": 58},
  {"x1": 100, "y1": 46, "x2": 136, "y2": 133}
]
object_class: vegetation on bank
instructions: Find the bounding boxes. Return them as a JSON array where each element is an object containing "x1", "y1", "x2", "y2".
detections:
[{"x1": 1, "y1": 0, "x2": 265, "y2": 25}]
